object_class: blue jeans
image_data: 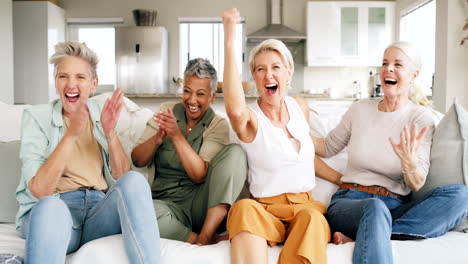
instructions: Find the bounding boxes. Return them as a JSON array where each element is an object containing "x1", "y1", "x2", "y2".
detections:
[
  {"x1": 21, "y1": 171, "x2": 160, "y2": 264},
  {"x1": 326, "y1": 184, "x2": 468, "y2": 264}
]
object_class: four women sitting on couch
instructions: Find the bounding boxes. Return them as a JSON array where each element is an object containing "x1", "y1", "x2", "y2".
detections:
[{"x1": 16, "y1": 8, "x2": 468, "y2": 264}]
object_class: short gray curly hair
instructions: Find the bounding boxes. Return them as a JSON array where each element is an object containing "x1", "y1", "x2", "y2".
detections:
[
  {"x1": 49, "y1": 41, "x2": 99, "y2": 79},
  {"x1": 184, "y1": 58, "x2": 218, "y2": 93}
]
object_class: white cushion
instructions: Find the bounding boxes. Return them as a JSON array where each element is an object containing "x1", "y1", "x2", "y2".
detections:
[
  {"x1": 309, "y1": 108, "x2": 346, "y2": 206},
  {"x1": 92, "y1": 93, "x2": 153, "y2": 177},
  {"x1": 63, "y1": 231, "x2": 468, "y2": 264},
  {"x1": 0, "y1": 102, "x2": 30, "y2": 142}
]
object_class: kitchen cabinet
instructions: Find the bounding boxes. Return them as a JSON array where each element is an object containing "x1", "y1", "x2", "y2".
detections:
[
  {"x1": 306, "y1": 1, "x2": 394, "y2": 67},
  {"x1": 13, "y1": 1, "x2": 65, "y2": 104}
]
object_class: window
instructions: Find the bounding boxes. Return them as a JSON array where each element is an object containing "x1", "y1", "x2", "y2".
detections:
[
  {"x1": 179, "y1": 17, "x2": 245, "y2": 82},
  {"x1": 67, "y1": 18, "x2": 123, "y2": 93},
  {"x1": 400, "y1": 0, "x2": 435, "y2": 96}
]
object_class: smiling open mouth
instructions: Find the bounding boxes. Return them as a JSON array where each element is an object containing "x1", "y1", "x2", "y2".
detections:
[
  {"x1": 65, "y1": 93, "x2": 80, "y2": 103},
  {"x1": 188, "y1": 105, "x2": 199, "y2": 112},
  {"x1": 265, "y1": 84, "x2": 278, "y2": 95},
  {"x1": 384, "y1": 78, "x2": 397, "y2": 85}
]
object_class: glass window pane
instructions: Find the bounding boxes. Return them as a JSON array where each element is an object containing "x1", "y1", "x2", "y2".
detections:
[
  {"x1": 341, "y1": 7, "x2": 358, "y2": 56},
  {"x1": 188, "y1": 24, "x2": 214, "y2": 62},
  {"x1": 400, "y1": 0, "x2": 435, "y2": 96},
  {"x1": 179, "y1": 21, "x2": 243, "y2": 82},
  {"x1": 78, "y1": 28, "x2": 115, "y2": 86}
]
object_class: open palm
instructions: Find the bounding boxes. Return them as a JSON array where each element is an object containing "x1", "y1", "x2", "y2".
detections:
[
  {"x1": 389, "y1": 124, "x2": 428, "y2": 170},
  {"x1": 100, "y1": 88, "x2": 124, "y2": 136}
]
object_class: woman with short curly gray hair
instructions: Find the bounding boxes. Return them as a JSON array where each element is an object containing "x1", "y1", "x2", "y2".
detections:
[
  {"x1": 132, "y1": 57, "x2": 247, "y2": 246},
  {"x1": 184, "y1": 57, "x2": 218, "y2": 93}
]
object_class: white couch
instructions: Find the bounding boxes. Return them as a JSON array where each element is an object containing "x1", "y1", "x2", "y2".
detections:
[{"x1": 0, "y1": 96, "x2": 467, "y2": 264}]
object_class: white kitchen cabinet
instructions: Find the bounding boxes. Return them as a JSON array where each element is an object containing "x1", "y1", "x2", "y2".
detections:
[
  {"x1": 13, "y1": 1, "x2": 65, "y2": 104},
  {"x1": 306, "y1": 1, "x2": 394, "y2": 67}
]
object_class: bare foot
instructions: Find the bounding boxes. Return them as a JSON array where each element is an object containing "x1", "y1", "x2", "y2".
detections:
[
  {"x1": 215, "y1": 232, "x2": 230, "y2": 243},
  {"x1": 186, "y1": 232, "x2": 199, "y2": 244},
  {"x1": 333, "y1": 232, "x2": 354, "y2": 245},
  {"x1": 195, "y1": 233, "x2": 214, "y2": 246}
]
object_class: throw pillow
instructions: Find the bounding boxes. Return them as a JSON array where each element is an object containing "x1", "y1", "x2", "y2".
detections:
[
  {"x1": 309, "y1": 107, "x2": 347, "y2": 206},
  {"x1": 0, "y1": 141, "x2": 21, "y2": 222},
  {"x1": 413, "y1": 102, "x2": 468, "y2": 231}
]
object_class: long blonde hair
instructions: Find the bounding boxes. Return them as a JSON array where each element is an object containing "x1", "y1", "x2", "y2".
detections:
[{"x1": 385, "y1": 41, "x2": 431, "y2": 106}]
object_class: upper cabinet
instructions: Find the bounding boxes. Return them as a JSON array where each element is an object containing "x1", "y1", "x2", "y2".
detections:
[{"x1": 306, "y1": 1, "x2": 394, "y2": 67}]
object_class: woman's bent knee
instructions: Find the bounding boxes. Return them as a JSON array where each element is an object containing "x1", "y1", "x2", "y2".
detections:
[
  {"x1": 32, "y1": 196, "x2": 70, "y2": 220},
  {"x1": 115, "y1": 171, "x2": 150, "y2": 194},
  {"x1": 230, "y1": 199, "x2": 260, "y2": 213},
  {"x1": 27, "y1": 196, "x2": 72, "y2": 237}
]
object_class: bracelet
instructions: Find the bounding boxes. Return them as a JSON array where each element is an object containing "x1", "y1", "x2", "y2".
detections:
[{"x1": 402, "y1": 169, "x2": 415, "y2": 174}]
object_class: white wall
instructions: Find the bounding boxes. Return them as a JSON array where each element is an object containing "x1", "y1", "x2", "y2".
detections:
[
  {"x1": 433, "y1": 0, "x2": 468, "y2": 112},
  {"x1": 0, "y1": 0, "x2": 14, "y2": 104},
  {"x1": 395, "y1": 0, "x2": 468, "y2": 112}
]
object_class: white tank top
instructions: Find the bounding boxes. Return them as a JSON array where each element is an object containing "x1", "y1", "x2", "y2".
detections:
[{"x1": 235, "y1": 96, "x2": 316, "y2": 198}]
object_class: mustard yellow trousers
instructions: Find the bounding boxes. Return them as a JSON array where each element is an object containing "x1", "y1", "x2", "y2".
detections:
[{"x1": 227, "y1": 192, "x2": 331, "y2": 264}]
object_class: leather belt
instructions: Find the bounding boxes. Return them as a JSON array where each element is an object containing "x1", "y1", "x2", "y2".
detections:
[{"x1": 339, "y1": 183, "x2": 402, "y2": 198}]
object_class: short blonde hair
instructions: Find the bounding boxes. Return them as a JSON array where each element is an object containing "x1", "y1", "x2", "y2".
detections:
[
  {"x1": 249, "y1": 39, "x2": 294, "y2": 76},
  {"x1": 385, "y1": 41, "x2": 430, "y2": 107},
  {"x1": 49, "y1": 41, "x2": 99, "y2": 79}
]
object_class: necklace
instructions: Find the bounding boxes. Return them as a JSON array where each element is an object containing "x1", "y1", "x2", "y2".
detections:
[{"x1": 188, "y1": 127, "x2": 192, "y2": 131}]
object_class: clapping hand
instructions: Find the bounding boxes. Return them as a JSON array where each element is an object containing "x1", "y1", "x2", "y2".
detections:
[
  {"x1": 152, "y1": 111, "x2": 167, "y2": 145},
  {"x1": 154, "y1": 108, "x2": 180, "y2": 139},
  {"x1": 100, "y1": 88, "x2": 124, "y2": 137},
  {"x1": 389, "y1": 124, "x2": 428, "y2": 172},
  {"x1": 67, "y1": 98, "x2": 89, "y2": 139}
]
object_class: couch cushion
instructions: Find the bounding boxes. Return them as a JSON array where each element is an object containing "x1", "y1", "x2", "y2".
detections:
[
  {"x1": 414, "y1": 102, "x2": 468, "y2": 231},
  {"x1": 92, "y1": 93, "x2": 153, "y2": 179},
  {"x1": 0, "y1": 141, "x2": 21, "y2": 223},
  {"x1": 0, "y1": 102, "x2": 30, "y2": 142}
]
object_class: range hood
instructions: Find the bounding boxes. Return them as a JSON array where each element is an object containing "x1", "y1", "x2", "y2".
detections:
[{"x1": 247, "y1": 0, "x2": 306, "y2": 43}]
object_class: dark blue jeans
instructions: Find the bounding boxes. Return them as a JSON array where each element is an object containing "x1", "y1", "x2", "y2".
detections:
[{"x1": 326, "y1": 184, "x2": 468, "y2": 264}]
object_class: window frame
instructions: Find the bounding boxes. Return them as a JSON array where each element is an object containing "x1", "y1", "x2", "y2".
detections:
[
  {"x1": 178, "y1": 17, "x2": 246, "y2": 82},
  {"x1": 66, "y1": 17, "x2": 124, "y2": 93}
]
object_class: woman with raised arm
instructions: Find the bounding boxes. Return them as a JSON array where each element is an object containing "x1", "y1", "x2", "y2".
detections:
[{"x1": 222, "y1": 8, "x2": 338, "y2": 264}]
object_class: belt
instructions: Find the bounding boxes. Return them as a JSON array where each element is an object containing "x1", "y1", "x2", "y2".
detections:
[
  {"x1": 339, "y1": 183, "x2": 402, "y2": 198},
  {"x1": 77, "y1": 186, "x2": 95, "y2": 190}
]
